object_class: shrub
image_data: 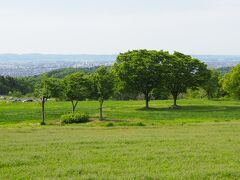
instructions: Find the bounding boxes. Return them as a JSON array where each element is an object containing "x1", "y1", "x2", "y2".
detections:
[
  {"x1": 105, "y1": 122, "x2": 114, "y2": 127},
  {"x1": 60, "y1": 113, "x2": 89, "y2": 124},
  {"x1": 136, "y1": 122, "x2": 145, "y2": 126}
]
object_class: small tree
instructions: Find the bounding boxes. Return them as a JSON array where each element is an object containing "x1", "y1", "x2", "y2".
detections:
[
  {"x1": 221, "y1": 64, "x2": 240, "y2": 99},
  {"x1": 163, "y1": 52, "x2": 210, "y2": 108},
  {"x1": 92, "y1": 66, "x2": 114, "y2": 120},
  {"x1": 202, "y1": 69, "x2": 221, "y2": 99},
  {"x1": 113, "y1": 50, "x2": 167, "y2": 108},
  {"x1": 64, "y1": 72, "x2": 90, "y2": 113},
  {"x1": 35, "y1": 76, "x2": 64, "y2": 125}
]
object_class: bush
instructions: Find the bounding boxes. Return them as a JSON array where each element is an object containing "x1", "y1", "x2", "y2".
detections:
[
  {"x1": 60, "y1": 113, "x2": 89, "y2": 124},
  {"x1": 136, "y1": 122, "x2": 145, "y2": 126},
  {"x1": 105, "y1": 122, "x2": 114, "y2": 127},
  {"x1": 9, "y1": 91, "x2": 23, "y2": 98}
]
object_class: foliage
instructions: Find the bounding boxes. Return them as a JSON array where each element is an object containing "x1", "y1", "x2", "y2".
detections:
[
  {"x1": 151, "y1": 87, "x2": 170, "y2": 100},
  {"x1": 60, "y1": 113, "x2": 89, "y2": 124},
  {"x1": 113, "y1": 50, "x2": 169, "y2": 108},
  {"x1": 44, "y1": 67, "x2": 100, "y2": 78},
  {"x1": 112, "y1": 78, "x2": 139, "y2": 100},
  {"x1": 186, "y1": 88, "x2": 207, "y2": 99},
  {"x1": 92, "y1": 66, "x2": 114, "y2": 120},
  {"x1": 0, "y1": 76, "x2": 33, "y2": 95},
  {"x1": 162, "y1": 52, "x2": 210, "y2": 107},
  {"x1": 34, "y1": 76, "x2": 64, "y2": 99},
  {"x1": 92, "y1": 66, "x2": 114, "y2": 100},
  {"x1": 34, "y1": 76, "x2": 64, "y2": 124},
  {"x1": 221, "y1": 64, "x2": 240, "y2": 99},
  {"x1": 217, "y1": 66, "x2": 232, "y2": 75},
  {"x1": 202, "y1": 69, "x2": 222, "y2": 99},
  {"x1": 64, "y1": 72, "x2": 90, "y2": 112},
  {"x1": 8, "y1": 91, "x2": 23, "y2": 98},
  {"x1": 106, "y1": 122, "x2": 114, "y2": 127}
]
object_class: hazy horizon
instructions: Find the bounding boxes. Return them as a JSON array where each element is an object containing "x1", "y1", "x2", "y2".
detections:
[
  {"x1": 0, "y1": 0, "x2": 240, "y2": 55},
  {"x1": 1, "y1": 54, "x2": 240, "y2": 63}
]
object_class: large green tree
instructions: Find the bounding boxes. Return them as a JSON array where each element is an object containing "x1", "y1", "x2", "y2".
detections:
[
  {"x1": 113, "y1": 50, "x2": 168, "y2": 108},
  {"x1": 64, "y1": 72, "x2": 90, "y2": 113},
  {"x1": 35, "y1": 77, "x2": 64, "y2": 125},
  {"x1": 92, "y1": 66, "x2": 114, "y2": 120},
  {"x1": 221, "y1": 64, "x2": 240, "y2": 99},
  {"x1": 163, "y1": 52, "x2": 210, "y2": 107}
]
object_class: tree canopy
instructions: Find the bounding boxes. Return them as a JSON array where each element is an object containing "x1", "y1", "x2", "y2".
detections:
[
  {"x1": 92, "y1": 66, "x2": 114, "y2": 120},
  {"x1": 113, "y1": 49, "x2": 169, "y2": 108},
  {"x1": 222, "y1": 64, "x2": 240, "y2": 99},
  {"x1": 35, "y1": 76, "x2": 64, "y2": 124},
  {"x1": 64, "y1": 72, "x2": 90, "y2": 112},
  {"x1": 162, "y1": 52, "x2": 210, "y2": 107},
  {"x1": 202, "y1": 69, "x2": 221, "y2": 99}
]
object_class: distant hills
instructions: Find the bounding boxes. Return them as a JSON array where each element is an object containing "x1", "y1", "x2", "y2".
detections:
[{"x1": 44, "y1": 67, "x2": 100, "y2": 78}]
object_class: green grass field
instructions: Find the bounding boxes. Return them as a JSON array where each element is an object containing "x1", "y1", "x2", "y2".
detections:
[
  {"x1": 0, "y1": 99, "x2": 240, "y2": 179},
  {"x1": 1, "y1": 99, "x2": 240, "y2": 126}
]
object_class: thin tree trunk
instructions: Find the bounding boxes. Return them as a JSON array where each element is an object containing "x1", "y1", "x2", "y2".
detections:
[
  {"x1": 172, "y1": 92, "x2": 178, "y2": 107},
  {"x1": 207, "y1": 91, "x2": 211, "y2": 100},
  {"x1": 71, "y1": 100, "x2": 78, "y2": 113},
  {"x1": 146, "y1": 98, "x2": 149, "y2": 109},
  {"x1": 99, "y1": 100, "x2": 103, "y2": 120},
  {"x1": 41, "y1": 98, "x2": 45, "y2": 125},
  {"x1": 71, "y1": 101, "x2": 74, "y2": 113},
  {"x1": 144, "y1": 92, "x2": 149, "y2": 109},
  {"x1": 173, "y1": 95, "x2": 177, "y2": 106}
]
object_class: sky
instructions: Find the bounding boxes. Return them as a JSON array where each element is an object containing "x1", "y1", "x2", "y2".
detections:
[{"x1": 0, "y1": 0, "x2": 239, "y2": 55}]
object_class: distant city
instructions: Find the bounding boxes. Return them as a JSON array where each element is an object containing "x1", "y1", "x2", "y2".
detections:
[{"x1": 0, "y1": 54, "x2": 239, "y2": 77}]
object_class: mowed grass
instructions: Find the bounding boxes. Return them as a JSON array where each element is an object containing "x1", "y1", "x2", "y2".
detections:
[
  {"x1": 0, "y1": 122, "x2": 240, "y2": 179},
  {"x1": 0, "y1": 99, "x2": 240, "y2": 126},
  {"x1": 0, "y1": 99, "x2": 240, "y2": 179}
]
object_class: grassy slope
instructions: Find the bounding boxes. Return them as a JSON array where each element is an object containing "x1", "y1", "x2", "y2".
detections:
[
  {"x1": 0, "y1": 99, "x2": 240, "y2": 179},
  {"x1": 0, "y1": 122, "x2": 240, "y2": 179},
  {"x1": 0, "y1": 99, "x2": 240, "y2": 126}
]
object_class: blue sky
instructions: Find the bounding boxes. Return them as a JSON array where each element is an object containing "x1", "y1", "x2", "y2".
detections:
[{"x1": 0, "y1": 0, "x2": 239, "y2": 54}]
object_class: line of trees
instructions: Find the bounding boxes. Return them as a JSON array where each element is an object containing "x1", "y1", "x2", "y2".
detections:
[
  {"x1": 113, "y1": 50, "x2": 210, "y2": 108},
  {"x1": 32, "y1": 50, "x2": 211, "y2": 124},
  {"x1": 1, "y1": 50, "x2": 239, "y2": 124},
  {"x1": 0, "y1": 76, "x2": 34, "y2": 96}
]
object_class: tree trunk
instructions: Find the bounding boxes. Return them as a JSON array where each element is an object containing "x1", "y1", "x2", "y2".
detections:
[
  {"x1": 173, "y1": 95, "x2": 177, "y2": 106},
  {"x1": 146, "y1": 98, "x2": 149, "y2": 109},
  {"x1": 71, "y1": 101, "x2": 74, "y2": 113},
  {"x1": 71, "y1": 101, "x2": 75, "y2": 113},
  {"x1": 171, "y1": 92, "x2": 178, "y2": 107},
  {"x1": 207, "y1": 91, "x2": 212, "y2": 100},
  {"x1": 41, "y1": 98, "x2": 45, "y2": 125},
  {"x1": 144, "y1": 92, "x2": 150, "y2": 109},
  {"x1": 71, "y1": 100, "x2": 79, "y2": 113},
  {"x1": 99, "y1": 100, "x2": 103, "y2": 120}
]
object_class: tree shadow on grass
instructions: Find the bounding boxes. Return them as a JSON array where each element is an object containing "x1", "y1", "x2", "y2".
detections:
[{"x1": 137, "y1": 105, "x2": 240, "y2": 113}]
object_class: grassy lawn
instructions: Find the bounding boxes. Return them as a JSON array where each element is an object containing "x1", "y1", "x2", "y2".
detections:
[
  {"x1": 0, "y1": 99, "x2": 240, "y2": 179},
  {"x1": 0, "y1": 122, "x2": 240, "y2": 179},
  {"x1": 0, "y1": 99, "x2": 240, "y2": 126}
]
